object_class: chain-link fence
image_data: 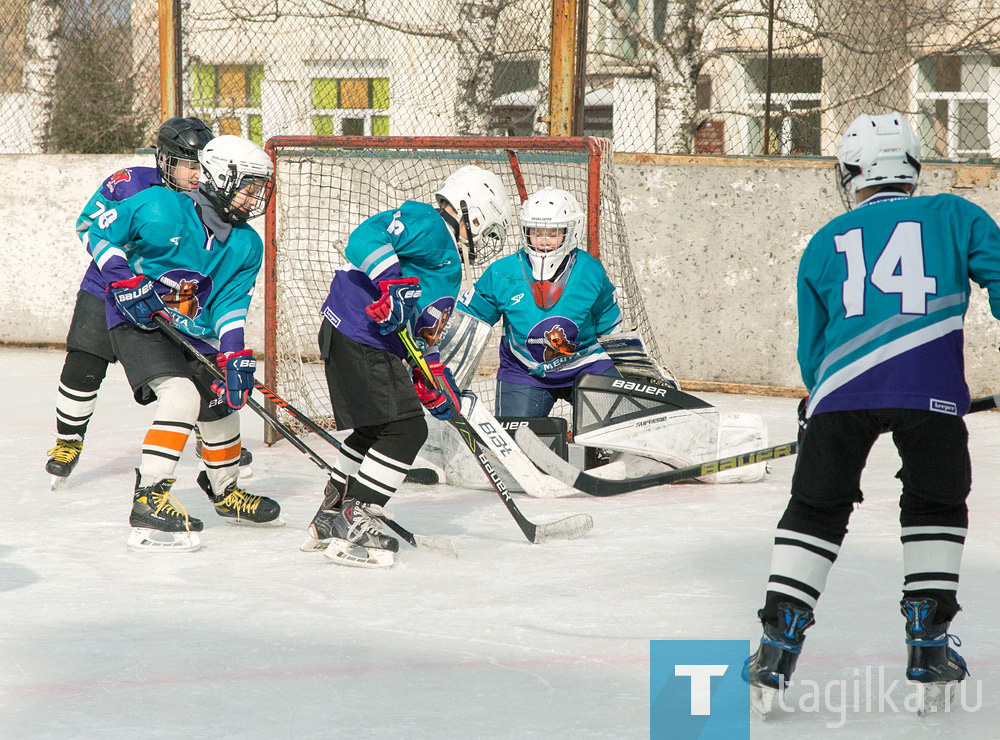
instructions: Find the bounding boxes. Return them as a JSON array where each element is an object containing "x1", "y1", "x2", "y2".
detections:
[{"x1": 3, "y1": 0, "x2": 1000, "y2": 159}]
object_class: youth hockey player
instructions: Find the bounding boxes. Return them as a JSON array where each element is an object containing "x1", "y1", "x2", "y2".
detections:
[
  {"x1": 86, "y1": 134, "x2": 280, "y2": 551},
  {"x1": 46, "y1": 117, "x2": 213, "y2": 483},
  {"x1": 743, "y1": 112, "x2": 1000, "y2": 715},
  {"x1": 303, "y1": 165, "x2": 512, "y2": 568},
  {"x1": 456, "y1": 186, "x2": 622, "y2": 417}
]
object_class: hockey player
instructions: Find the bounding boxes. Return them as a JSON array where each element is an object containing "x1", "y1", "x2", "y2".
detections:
[
  {"x1": 45, "y1": 117, "x2": 213, "y2": 483},
  {"x1": 456, "y1": 186, "x2": 622, "y2": 417},
  {"x1": 303, "y1": 165, "x2": 512, "y2": 568},
  {"x1": 86, "y1": 134, "x2": 280, "y2": 551},
  {"x1": 743, "y1": 112, "x2": 999, "y2": 715}
]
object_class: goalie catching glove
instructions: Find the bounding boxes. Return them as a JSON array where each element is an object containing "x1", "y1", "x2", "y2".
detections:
[
  {"x1": 109, "y1": 275, "x2": 168, "y2": 330},
  {"x1": 365, "y1": 276, "x2": 421, "y2": 335},
  {"x1": 211, "y1": 350, "x2": 256, "y2": 410},
  {"x1": 412, "y1": 361, "x2": 462, "y2": 421}
]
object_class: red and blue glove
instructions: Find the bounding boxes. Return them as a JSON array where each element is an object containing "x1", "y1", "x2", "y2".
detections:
[
  {"x1": 109, "y1": 275, "x2": 168, "y2": 330},
  {"x1": 365, "y1": 277, "x2": 421, "y2": 335},
  {"x1": 212, "y1": 350, "x2": 256, "y2": 410},
  {"x1": 412, "y1": 361, "x2": 462, "y2": 421}
]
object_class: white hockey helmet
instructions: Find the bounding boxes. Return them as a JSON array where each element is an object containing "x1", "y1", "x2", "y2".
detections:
[
  {"x1": 198, "y1": 135, "x2": 275, "y2": 223},
  {"x1": 434, "y1": 165, "x2": 512, "y2": 262},
  {"x1": 836, "y1": 112, "x2": 921, "y2": 210},
  {"x1": 520, "y1": 186, "x2": 584, "y2": 281}
]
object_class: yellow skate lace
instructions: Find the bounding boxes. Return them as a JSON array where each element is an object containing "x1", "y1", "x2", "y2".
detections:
[
  {"x1": 214, "y1": 484, "x2": 261, "y2": 519},
  {"x1": 149, "y1": 487, "x2": 192, "y2": 528},
  {"x1": 47, "y1": 440, "x2": 83, "y2": 463}
]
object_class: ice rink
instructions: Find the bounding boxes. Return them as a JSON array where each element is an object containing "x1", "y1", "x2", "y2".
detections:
[{"x1": 2, "y1": 347, "x2": 999, "y2": 739}]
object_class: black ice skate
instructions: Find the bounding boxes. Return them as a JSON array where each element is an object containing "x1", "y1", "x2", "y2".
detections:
[
  {"x1": 300, "y1": 477, "x2": 348, "y2": 552},
  {"x1": 46, "y1": 438, "x2": 84, "y2": 488},
  {"x1": 127, "y1": 470, "x2": 203, "y2": 552},
  {"x1": 196, "y1": 471, "x2": 283, "y2": 526},
  {"x1": 742, "y1": 603, "x2": 816, "y2": 718},
  {"x1": 901, "y1": 596, "x2": 970, "y2": 714},
  {"x1": 323, "y1": 498, "x2": 399, "y2": 569}
]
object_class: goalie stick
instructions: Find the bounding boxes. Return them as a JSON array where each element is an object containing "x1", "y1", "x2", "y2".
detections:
[
  {"x1": 399, "y1": 328, "x2": 593, "y2": 543},
  {"x1": 152, "y1": 315, "x2": 455, "y2": 557},
  {"x1": 515, "y1": 391, "x2": 1000, "y2": 497}
]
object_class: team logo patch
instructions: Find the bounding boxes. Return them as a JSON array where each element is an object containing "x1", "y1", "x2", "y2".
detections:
[
  {"x1": 525, "y1": 317, "x2": 580, "y2": 363},
  {"x1": 160, "y1": 269, "x2": 213, "y2": 319},
  {"x1": 414, "y1": 296, "x2": 454, "y2": 348},
  {"x1": 106, "y1": 168, "x2": 132, "y2": 194}
]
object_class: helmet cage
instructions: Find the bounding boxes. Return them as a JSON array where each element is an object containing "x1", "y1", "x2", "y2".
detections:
[
  {"x1": 198, "y1": 135, "x2": 275, "y2": 224},
  {"x1": 156, "y1": 117, "x2": 213, "y2": 192}
]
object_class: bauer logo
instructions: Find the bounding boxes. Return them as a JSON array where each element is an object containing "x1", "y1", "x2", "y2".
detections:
[
  {"x1": 650, "y1": 640, "x2": 749, "y2": 739},
  {"x1": 929, "y1": 398, "x2": 958, "y2": 415}
]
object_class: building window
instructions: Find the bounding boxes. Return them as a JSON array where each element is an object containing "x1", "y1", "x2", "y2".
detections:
[
  {"x1": 191, "y1": 64, "x2": 264, "y2": 145},
  {"x1": 311, "y1": 77, "x2": 390, "y2": 136},
  {"x1": 914, "y1": 54, "x2": 991, "y2": 159},
  {"x1": 744, "y1": 56, "x2": 822, "y2": 155}
]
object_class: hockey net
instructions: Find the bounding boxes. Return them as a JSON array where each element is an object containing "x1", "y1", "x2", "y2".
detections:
[{"x1": 262, "y1": 135, "x2": 670, "y2": 442}]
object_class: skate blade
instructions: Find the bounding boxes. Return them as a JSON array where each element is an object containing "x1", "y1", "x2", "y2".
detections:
[
  {"x1": 749, "y1": 685, "x2": 777, "y2": 719},
  {"x1": 300, "y1": 535, "x2": 330, "y2": 552},
  {"x1": 220, "y1": 514, "x2": 285, "y2": 527},
  {"x1": 50, "y1": 474, "x2": 69, "y2": 491},
  {"x1": 127, "y1": 527, "x2": 201, "y2": 552},
  {"x1": 324, "y1": 538, "x2": 395, "y2": 569},
  {"x1": 914, "y1": 681, "x2": 959, "y2": 716}
]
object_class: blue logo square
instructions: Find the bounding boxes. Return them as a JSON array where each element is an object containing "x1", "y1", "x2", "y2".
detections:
[{"x1": 650, "y1": 640, "x2": 751, "y2": 739}]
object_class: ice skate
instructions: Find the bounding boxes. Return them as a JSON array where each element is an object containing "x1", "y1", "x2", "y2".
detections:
[
  {"x1": 196, "y1": 471, "x2": 283, "y2": 526},
  {"x1": 194, "y1": 430, "x2": 254, "y2": 479},
  {"x1": 742, "y1": 603, "x2": 815, "y2": 719},
  {"x1": 300, "y1": 477, "x2": 346, "y2": 552},
  {"x1": 323, "y1": 498, "x2": 399, "y2": 569},
  {"x1": 46, "y1": 438, "x2": 84, "y2": 489},
  {"x1": 901, "y1": 596, "x2": 970, "y2": 715},
  {"x1": 127, "y1": 470, "x2": 203, "y2": 552}
]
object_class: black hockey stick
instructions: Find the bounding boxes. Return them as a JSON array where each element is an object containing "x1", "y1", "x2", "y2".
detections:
[
  {"x1": 152, "y1": 315, "x2": 455, "y2": 556},
  {"x1": 516, "y1": 392, "x2": 1000, "y2": 497},
  {"x1": 399, "y1": 328, "x2": 593, "y2": 543}
]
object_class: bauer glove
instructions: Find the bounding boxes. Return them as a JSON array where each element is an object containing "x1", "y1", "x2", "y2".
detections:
[
  {"x1": 366, "y1": 277, "x2": 421, "y2": 335},
  {"x1": 412, "y1": 361, "x2": 462, "y2": 421},
  {"x1": 212, "y1": 350, "x2": 256, "y2": 410},
  {"x1": 109, "y1": 275, "x2": 168, "y2": 330}
]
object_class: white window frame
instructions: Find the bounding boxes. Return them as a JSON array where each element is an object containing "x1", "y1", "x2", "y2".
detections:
[
  {"x1": 740, "y1": 56, "x2": 821, "y2": 156},
  {"x1": 913, "y1": 53, "x2": 992, "y2": 159},
  {"x1": 190, "y1": 63, "x2": 264, "y2": 143},
  {"x1": 309, "y1": 61, "x2": 390, "y2": 137}
]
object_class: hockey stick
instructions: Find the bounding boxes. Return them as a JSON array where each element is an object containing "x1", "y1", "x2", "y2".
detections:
[
  {"x1": 151, "y1": 315, "x2": 455, "y2": 556},
  {"x1": 516, "y1": 392, "x2": 1000, "y2": 497},
  {"x1": 399, "y1": 328, "x2": 593, "y2": 543}
]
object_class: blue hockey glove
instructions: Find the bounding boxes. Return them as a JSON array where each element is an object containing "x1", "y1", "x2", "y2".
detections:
[
  {"x1": 212, "y1": 350, "x2": 256, "y2": 410},
  {"x1": 365, "y1": 277, "x2": 421, "y2": 335},
  {"x1": 109, "y1": 275, "x2": 167, "y2": 330},
  {"x1": 412, "y1": 361, "x2": 462, "y2": 421}
]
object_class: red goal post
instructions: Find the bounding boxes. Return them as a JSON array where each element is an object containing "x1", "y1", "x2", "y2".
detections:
[{"x1": 262, "y1": 135, "x2": 665, "y2": 442}]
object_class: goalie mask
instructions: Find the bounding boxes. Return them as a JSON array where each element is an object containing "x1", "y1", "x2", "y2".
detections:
[
  {"x1": 434, "y1": 165, "x2": 512, "y2": 263},
  {"x1": 518, "y1": 187, "x2": 584, "y2": 309},
  {"x1": 156, "y1": 117, "x2": 213, "y2": 192},
  {"x1": 836, "y1": 112, "x2": 921, "y2": 210},
  {"x1": 198, "y1": 135, "x2": 275, "y2": 224}
]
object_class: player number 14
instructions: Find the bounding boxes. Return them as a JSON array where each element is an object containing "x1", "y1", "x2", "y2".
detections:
[{"x1": 834, "y1": 221, "x2": 937, "y2": 317}]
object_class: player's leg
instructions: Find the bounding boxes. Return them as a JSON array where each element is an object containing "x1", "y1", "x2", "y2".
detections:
[
  {"x1": 47, "y1": 290, "x2": 116, "y2": 480},
  {"x1": 495, "y1": 379, "x2": 558, "y2": 418},
  {"x1": 892, "y1": 410, "x2": 971, "y2": 698},
  {"x1": 743, "y1": 410, "x2": 881, "y2": 711},
  {"x1": 110, "y1": 325, "x2": 204, "y2": 551}
]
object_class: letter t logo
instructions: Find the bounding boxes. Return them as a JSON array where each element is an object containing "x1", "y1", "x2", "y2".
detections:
[{"x1": 674, "y1": 664, "x2": 729, "y2": 715}]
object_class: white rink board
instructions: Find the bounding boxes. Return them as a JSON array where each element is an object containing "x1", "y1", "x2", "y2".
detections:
[{"x1": 2, "y1": 347, "x2": 1000, "y2": 738}]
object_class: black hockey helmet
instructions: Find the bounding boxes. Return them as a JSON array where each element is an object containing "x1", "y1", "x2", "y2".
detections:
[{"x1": 156, "y1": 117, "x2": 214, "y2": 191}]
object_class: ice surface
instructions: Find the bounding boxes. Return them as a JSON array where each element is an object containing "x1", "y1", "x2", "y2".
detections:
[{"x1": 2, "y1": 348, "x2": 998, "y2": 738}]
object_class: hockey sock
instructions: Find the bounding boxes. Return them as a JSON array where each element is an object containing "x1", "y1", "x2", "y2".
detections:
[
  {"x1": 330, "y1": 429, "x2": 376, "y2": 490},
  {"x1": 55, "y1": 350, "x2": 110, "y2": 438},
  {"x1": 197, "y1": 413, "x2": 243, "y2": 492},
  {"x1": 349, "y1": 416, "x2": 428, "y2": 507},
  {"x1": 139, "y1": 376, "x2": 200, "y2": 484},
  {"x1": 899, "y1": 492, "x2": 967, "y2": 623}
]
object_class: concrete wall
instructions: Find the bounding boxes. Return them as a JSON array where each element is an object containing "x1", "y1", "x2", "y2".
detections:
[{"x1": 4, "y1": 152, "x2": 1000, "y2": 396}]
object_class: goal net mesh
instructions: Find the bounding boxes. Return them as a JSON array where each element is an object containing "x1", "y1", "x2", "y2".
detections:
[{"x1": 263, "y1": 135, "x2": 669, "y2": 441}]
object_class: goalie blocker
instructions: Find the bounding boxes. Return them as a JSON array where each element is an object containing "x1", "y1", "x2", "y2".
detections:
[{"x1": 571, "y1": 375, "x2": 769, "y2": 484}]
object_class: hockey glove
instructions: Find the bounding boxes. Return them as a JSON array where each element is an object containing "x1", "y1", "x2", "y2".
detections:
[
  {"x1": 365, "y1": 277, "x2": 421, "y2": 335},
  {"x1": 212, "y1": 350, "x2": 256, "y2": 410},
  {"x1": 109, "y1": 275, "x2": 168, "y2": 331},
  {"x1": 797, "y1": 395, "x2": 809, "y2": 443},
  {"x1": 412, "y1": 361, "x2": 462, "y2": 421}
]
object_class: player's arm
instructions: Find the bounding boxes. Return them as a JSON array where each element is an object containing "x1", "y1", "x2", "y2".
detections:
[
  {"x1": 592, "y1": 268, "x2": 623, "y2": 338},
  {"x1": 457, "y1": 264, "x2": 503, "y2": 326},
  {"x1": 965, "y1": 201, "x2": 1000, "y2": 320},
  {"x1": 795, "y1": 264, "x2": 827, "y2": 391},
  {"x1": 346, "y1": 213, "x2": 422, "y2": 334}
]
